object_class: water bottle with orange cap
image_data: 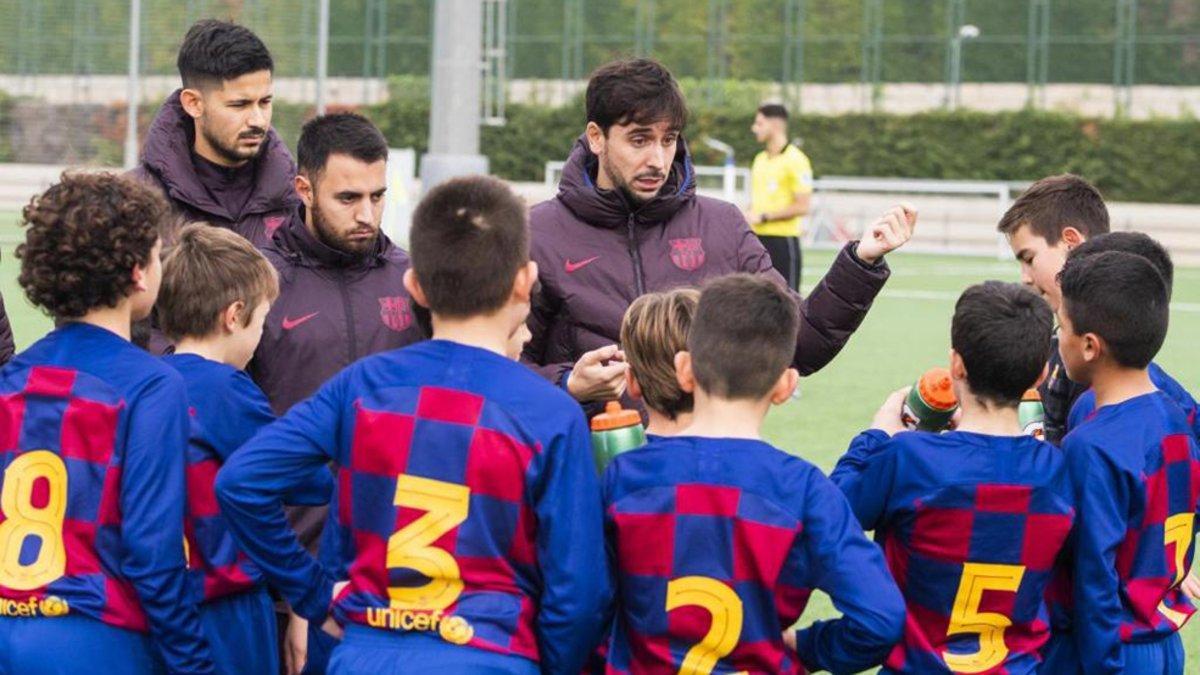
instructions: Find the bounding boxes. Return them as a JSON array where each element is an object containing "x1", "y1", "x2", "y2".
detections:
[
  {"x1": 591, "y1": 401, "x2": 647, "y2": 474},
  {"x1": 1019, "y1": 388, "x2": 1045, "y2": 440},
  {"x1": 901, "y1": 367, "x2": 959, "y2": 432}
]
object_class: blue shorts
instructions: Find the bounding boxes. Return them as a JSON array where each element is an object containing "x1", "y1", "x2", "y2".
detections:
[
  {"x1": 1039, "y1": 631, "x2": 1183, "y2": 675},
  {"x1": 201, "y1": 587, "x2": 277, "y2": 675},
  {"x1": 328, "y1": 624, "x2": 539, "y2": 675},
  {"x1": 0, "y1": 615, "x2": 164, "y2": 674}
]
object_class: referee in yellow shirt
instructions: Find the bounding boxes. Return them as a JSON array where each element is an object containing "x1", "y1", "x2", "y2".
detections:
[{"x1": 746, "y1": 104, "x2": 812, "y2": 291}]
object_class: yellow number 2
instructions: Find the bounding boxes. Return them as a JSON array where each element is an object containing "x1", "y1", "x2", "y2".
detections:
[
  {"x1": 943, "y1": 562, "x2": 1025, "y2": 673},
  {"x1": 0, "y1": 451, "x2": 68, "y2": 590},
  {"x1": 386, "y1": 474, "x2": 470, "y2": 610},
  {"x1": 1157, "y1": 512, "x2": 1195, "y2": 628},
  {"x1": 665, "y1": 576, "x2": 746, "y2": 675}
]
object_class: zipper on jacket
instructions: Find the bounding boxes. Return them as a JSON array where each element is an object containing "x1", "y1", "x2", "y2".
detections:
[
  {"x1": 339, "y1": 269, "x2": 359, "y2": 363},
  {"x1": 625, "y1": 215, "x2": 646, "y2": 296}
]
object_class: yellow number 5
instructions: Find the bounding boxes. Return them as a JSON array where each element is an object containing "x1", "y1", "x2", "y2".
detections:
[
  {"x1": 943, "y1": 562, "x2": 1025, "y2": 673},
  {"x1": 665, "y1": 576, "x2": 746, "y2": 675},
  {"x1": 1157, "y1": 512, "x2": 1195, "y2": 627},
  {"x1": 386, "y1": 474, "x2": 470, "y2": 610},
  {"x1": 0, "y1": 451, "x2": 68, "y2": 590}
]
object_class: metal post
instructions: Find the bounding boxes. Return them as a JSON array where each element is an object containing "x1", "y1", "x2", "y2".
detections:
[
  {"x1": 316, "y1": 0, "x2": 330, "y2": 115},
  {"x1": 1113, "y1": 0, "x2": 1137, "y2": 116},
  {"x1": 123, "y1": 0, "x2": 141, "y2": 170},
  {"x1": 422, "y1": 0, "x2": 489, "y2": 188},
  {"x1": 860, "y1": 0, "x2": 883, "y2": 111},
  {"x1": 1025, "y1": 0, "x2": 1050, "y2": 109}
]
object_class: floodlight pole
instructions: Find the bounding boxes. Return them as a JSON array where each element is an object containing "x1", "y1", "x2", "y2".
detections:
[
  {"x1": 122, "y1": 0, "x2": 141, "y2": 169},
  {"x1": 421, "y1": 0, "x2": 489, "y2": 189},
  {"x1": 316, "y1": 0, "x2": 330, "y2": 115}
]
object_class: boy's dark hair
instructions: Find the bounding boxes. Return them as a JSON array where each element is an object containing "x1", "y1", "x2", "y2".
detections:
[
  {"x1": 297, "y1": 113, "x2": 389, "y2": 180},
  {"x1": 409, "y1": 175, "x2": 529, "y2": 318},
  {"x1": 586, "y1": 58, "x2": 688, "y2": 134},
  {"x1": 1068, "y1": 231, "x2": 1173, "y2": 295},
  {"x1": 951, "y1": 282, "x2": 1053, "y2": 407},
  {"x1": 997, "y1": 174, "x2": 1110, "y2": 244},
  {"x1": 757, "y1": 104, "x2": 789, "y2": 121},
  {"x1": 688, "y1": 274, "x2": 797, "y2": 400},
  {"x1": 158, "y1": 224, "x2": 280, "y2": 342},
  {"x1": 177, "y1": 20, "x2": 273, "y2": 90},
  {"x1": 1059, "y1": 251, "x2": 1168, "y2": 369},
  {"x1": 18, "y1": 172, "x2": 167, "y2": 319}
]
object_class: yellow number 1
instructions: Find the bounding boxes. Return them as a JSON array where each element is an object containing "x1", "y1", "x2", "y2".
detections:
[
  {"x1": 0, "y1": 451, "x2": 68, "y2": 590},
  {"x1": 665, "y1": 576, "x2": 746, "y2": 675},
  {"x1": 943, "y1": 562, "x2": 1025, "y2": 673},
  {"x1": 386, "y1": 474, "x2": 470, "y2": 610}
]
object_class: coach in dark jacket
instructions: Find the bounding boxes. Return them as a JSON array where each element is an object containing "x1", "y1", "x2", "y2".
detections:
[
  {"x1": 129, "y1": 20, "x2": 298, "y2": 248},
  {"x1": 250, "y1": 209, "x2": 424, "y2": 414},
  {"x1": 525, "y1": 59, "x2": 913, "y2": 401},
  {"x1": 247, "y1": 113, "x2": 424, "y2": 675}
]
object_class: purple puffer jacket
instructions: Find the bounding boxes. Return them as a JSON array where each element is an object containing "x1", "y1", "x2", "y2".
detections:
[
  {"x1": 523, "y1": 136, "x2": 891, "y2": 384},
  {"x1": 248, "y1": 210, "x2": 427, "y2": 416},
  {"x1": 128, "y1": 90, "x2": 299, "y2": 248}
]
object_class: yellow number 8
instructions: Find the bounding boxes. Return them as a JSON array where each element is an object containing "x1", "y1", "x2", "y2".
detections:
[
  {"x1": 0, "y1": 451, "x2": 69, "y2": 590},
  {"x1": 386, "y1": 474, "x2": 470, "y2": 610},
  {"x1": 665, "y1": 576, "x2": 747, "y2": 675}
]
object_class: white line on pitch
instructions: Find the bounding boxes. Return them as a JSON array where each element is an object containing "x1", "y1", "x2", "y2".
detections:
[{"x1": 881, "y1": 289, "x2": 1200, "y2": 313}]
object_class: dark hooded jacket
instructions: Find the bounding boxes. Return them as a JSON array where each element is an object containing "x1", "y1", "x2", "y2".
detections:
[
  {"x1": 523, "y1": 136, "x2": 890, "y2": 384},
  {"x1": 0, "y1": 291, "x2": 13, "y2": 367},
  {"x1": 248, "y1": 210, "x2": 427, "y2": 558},
  {"x1": 248, "y1": 209, "x2": 427, "y2": 416},
  {"x1": 129, "y1": 89, "x2": 299, "y2": 248}
]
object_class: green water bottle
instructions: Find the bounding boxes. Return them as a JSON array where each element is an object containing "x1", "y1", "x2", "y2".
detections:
[
  {"x1": 1019, "y1": 388, "x2": 1045, "y2": 440},
  {"x1": 901, "y1": 367, "x2": 959, "y2": 432},
  {"x1": 591, "y1": 401, "x2": 647, "y2": 474}
]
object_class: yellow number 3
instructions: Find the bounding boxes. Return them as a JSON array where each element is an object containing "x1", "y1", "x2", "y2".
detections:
[
  {"x1": 0, "y1": 451, "x2": 68, "y2": 590},
  {"x1": 944, "y1": 562, "x2": 1025, "y2": 673},
  {"x1": 665, "y1": 576, "x2": 746, "y2": 675},
  {"x1": 386, "y1": 474, "x2": 470, "y2": 610},
  {"x1": 1157, "y1": 512, "x2": 1195, "y2": 627}
]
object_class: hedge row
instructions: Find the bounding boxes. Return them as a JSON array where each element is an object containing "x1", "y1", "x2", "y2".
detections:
[{"x1": 356, "y1": 96, "x2": 1200, "y2": 205}]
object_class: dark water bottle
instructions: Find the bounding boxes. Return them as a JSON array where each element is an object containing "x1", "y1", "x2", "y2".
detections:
[{"x1": 902, "y1": 367, "x2": 959, "y2": 432}]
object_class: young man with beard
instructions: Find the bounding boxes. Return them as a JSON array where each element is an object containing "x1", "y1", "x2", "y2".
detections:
[
  {"x1": 746, "y1": 103, "x2": 812, "y2": 291},
  {"x1": 247, "y1": 113, "x2": 426, "y2": 674},
  {"x1": 524, "y1": 58, "x2": 914, "y2": 407},
  {"x1": 130, "y1": 20, "x2": 298, "y2": 248}
]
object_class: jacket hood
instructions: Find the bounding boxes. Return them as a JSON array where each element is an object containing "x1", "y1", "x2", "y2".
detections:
[
  {"x1": 555, "y1": 134, "x2": 695, "y2": 230},
  {"x1": 141, "y1": 89, "x2": 299, "y2": 219},
  {"x1": 271, "y1": 207, "x2": 395, "y2": 270}
]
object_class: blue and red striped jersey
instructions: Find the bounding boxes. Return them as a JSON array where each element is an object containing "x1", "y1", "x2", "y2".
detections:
[
  {"x1": 831, "y1": 429, "x2": 1074, "y2": 675},
  {"x1": 0, "y1": 323, "x2": 213, "y2": 673},
  {"x1": 1069, "y1": 363, "x2": 1200, "y2": 441},
  {"x1": 164, "y1": 354, "x2": 276, "y2": 603},
  {"x1": 1060, "y1": 390, "x2": 1200, "y2": 673},
  {"x1": 215, "y1": 339, "x2": 611, "y2": 673},
  {"x1": 603, "y1": 436, "x2": 905, "y2": 675}
]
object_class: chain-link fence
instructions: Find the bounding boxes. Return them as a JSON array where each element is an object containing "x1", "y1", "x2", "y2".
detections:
[{"x1": 0, "y1": 0, "x2": 1197, "y2": 167}]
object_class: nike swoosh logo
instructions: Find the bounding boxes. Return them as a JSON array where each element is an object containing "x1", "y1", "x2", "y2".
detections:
[
  {"x1": 282, "y1": 312, "x2": 320, "y2": 330},
  {"x1": 565, "y1": 256, "x2": 599, "y2": 273}
]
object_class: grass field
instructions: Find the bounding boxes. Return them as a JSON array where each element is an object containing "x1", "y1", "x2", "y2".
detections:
[{"x1": 0, "y1": 208, "x2": 1197, "y2": 667}]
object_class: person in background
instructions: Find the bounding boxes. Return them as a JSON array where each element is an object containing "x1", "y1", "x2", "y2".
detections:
[{"x1": 746, "y1": 103, "x2": 813, "y2": 291}]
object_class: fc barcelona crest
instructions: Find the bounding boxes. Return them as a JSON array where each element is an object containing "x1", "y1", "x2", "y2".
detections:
[
  {"x1": 378, "y1": 296, "x2": 412, "y2": 332},
  {"x1": 669, "y1": 238, "x2": 705, "y2": 272}
]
